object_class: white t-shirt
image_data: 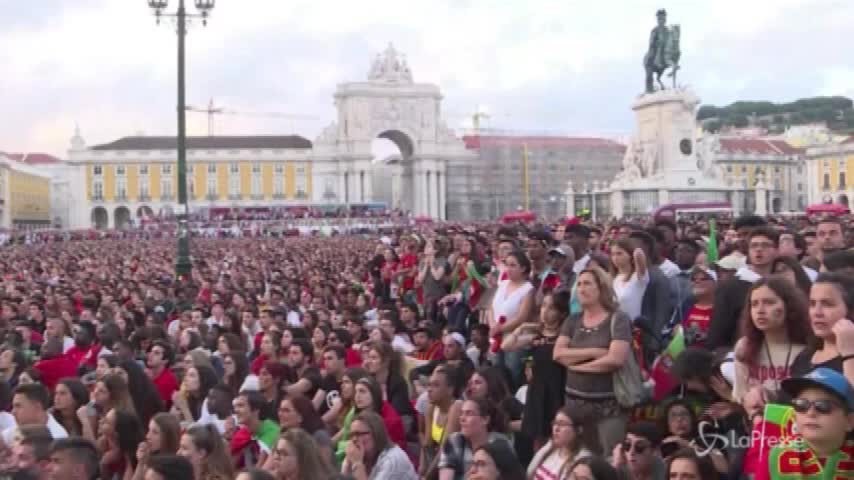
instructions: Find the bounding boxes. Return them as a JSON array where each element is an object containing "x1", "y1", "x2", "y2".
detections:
[
  {"x1": 391, "y1": 334, "x2": 415, "y2": 354},
  {"x1": 492, "y1": 280, "x2": 534, "y2": 324},
  {"x1": 286, "y1": 311, "x2": 302, "y2": 327},
  {"x1": 613, "y1": 271, "x2": 650, "y2": 322},
  {"x1": 658, "y1": 259, "x2": 681, "y2": 278},
  {"x1": 573, "y1": 254, "x2": 591, "y2": 274},
  {"x1": 515, "y1": 385, "x2": 528, "y2": 405},
  {"x1": 0, "y1": 412, "x2": 15, "y2": 433},
  {"x1": 194, "y1": 398, "x2": 237, "y2": 435},
  {"x1": 2, "y1": 413, "x2": 68, "y2": 445}
]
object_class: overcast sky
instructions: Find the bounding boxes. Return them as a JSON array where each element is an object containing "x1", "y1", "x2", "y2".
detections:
[{"x1": 1, "y1": 0, "x2": 852, "y2": 157}]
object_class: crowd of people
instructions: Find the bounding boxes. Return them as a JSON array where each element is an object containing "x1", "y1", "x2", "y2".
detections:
[{"x1": 0, "y1": 212, "x2": 852, "y2": 480}]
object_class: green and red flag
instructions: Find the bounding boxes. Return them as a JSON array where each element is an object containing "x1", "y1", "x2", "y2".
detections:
[
  {"x1": 649, "y1": 325, "x2": 686, "y2": 401},
  {"x1": 706, "y1": 218, "x2": 719, "y2": 264}
]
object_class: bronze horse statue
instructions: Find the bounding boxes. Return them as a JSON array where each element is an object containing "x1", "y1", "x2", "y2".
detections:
[{"x1": 644, "y1": 24, "x2": 681, "y2": 92}]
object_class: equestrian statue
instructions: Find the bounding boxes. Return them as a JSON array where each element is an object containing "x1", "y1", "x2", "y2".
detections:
[{"x1": 644, "y1": 9, "x2": 681, "y2": 93}]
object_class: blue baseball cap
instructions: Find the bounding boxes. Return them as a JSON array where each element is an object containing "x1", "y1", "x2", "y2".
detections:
[{"x1": 781, "y1": 367, "x2": 854, "y2": 411}]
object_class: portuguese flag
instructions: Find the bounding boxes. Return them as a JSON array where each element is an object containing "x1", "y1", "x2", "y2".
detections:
[
  {"x1": 748, "y1": 404, "x2": 798, "y2": 480},
  {"x1": 649, "y1": 325, "x2": 686, "y2": 401}
]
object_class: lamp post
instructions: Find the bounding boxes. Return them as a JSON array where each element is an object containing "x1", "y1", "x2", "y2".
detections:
[{"x1": 147, "y1": 0, "x2": 215, "y2": 279}]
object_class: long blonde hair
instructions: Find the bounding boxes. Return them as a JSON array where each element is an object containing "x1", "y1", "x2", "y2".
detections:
[{"x1": 577, "y1": 266, "x2": 619, "y2": 313}]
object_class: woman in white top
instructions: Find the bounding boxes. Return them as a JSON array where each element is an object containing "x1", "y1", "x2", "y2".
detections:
[
  {"x1": 733, "y1": 277, "x2": 809, "y2": 402},
  {"x1": 609, "y1": 238, "x2": 649, "y2": 322},
  {"x1": 490, "y1": 250, "x2": 535, "y2": 387}
]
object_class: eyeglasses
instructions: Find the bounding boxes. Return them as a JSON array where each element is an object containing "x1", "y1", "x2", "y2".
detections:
[
  {"x1": 468, "y1": 459, "x2": 492, "y2": 471},
  {"x1": 349, "y1": 430, "x2": 371, "y2": 438},
  {"x1": 622, "y1": 440, "x2": 649, "y2": 454},
  {"x1": 792, "y1": 398, "x2": 842, "y2": 415},
  {"x1": 552, "y1": 419, "x2": 574, "y2": 428}
]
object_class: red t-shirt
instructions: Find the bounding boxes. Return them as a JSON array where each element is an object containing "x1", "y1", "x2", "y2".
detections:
[
  {"x1": 399, "y1": 253, "x2": 419, "y2": 291},
  {"x1": 151, "y1": 367, "x2": 179, "y2": 410},
  {"x1": 34, "y1": 356, "x2": 78, "y2": 391},
  {"x1": 536, "y1": 272, "x2": 562, "y2": 296},
  {"x1": 64, "y1": 344, "x2": 100, "y2": 368},
  {"x1": 411, "y1": 341, "x2": 443, "y2": 361},
  {"x1": 344, "y1": 347, "x2": 362, "y2": 367},
  {"x1": 683, "y1": 304, "x2": 713, "y2": 347},
  {"x1": 380, "y1": 401, "x2": 407, "y2": 452},
  {"x1": 253, "y1": 331, "x2": 264, "y2": 353}
]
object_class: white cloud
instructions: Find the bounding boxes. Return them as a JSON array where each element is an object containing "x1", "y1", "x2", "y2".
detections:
[{"x1": 0, "y1": 0, "x2": 852, "y2": 157}]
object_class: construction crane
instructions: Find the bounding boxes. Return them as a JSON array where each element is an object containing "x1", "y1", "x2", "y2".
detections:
[{"x1": 185, "y1": 98, "x2": 319, "y2": 136}]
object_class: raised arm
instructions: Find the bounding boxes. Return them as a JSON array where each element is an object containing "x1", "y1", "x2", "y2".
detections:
[{"x1": 633, "y1": 248, "x2": 648, "y2": 279}]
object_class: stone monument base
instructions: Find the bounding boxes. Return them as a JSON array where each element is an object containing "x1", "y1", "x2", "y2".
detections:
[{"x1": 606, "y1": 88, "x2": 737, "y2": 218}]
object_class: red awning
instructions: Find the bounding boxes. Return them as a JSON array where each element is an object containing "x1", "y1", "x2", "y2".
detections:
[
  {"x1": 806, "y1": 203, "x2": 850, "y2": 215},
  {"x1": 500, "y1": 210, "x2": 537, "y2": 223}
]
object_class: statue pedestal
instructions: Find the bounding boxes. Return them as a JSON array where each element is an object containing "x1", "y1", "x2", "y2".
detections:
[
  {"x1": 608, "y1": 88, "x2": 736, "y2": 216},
  {"x1": 631, "y1": 88, "x2": 700, "y2": 176}
]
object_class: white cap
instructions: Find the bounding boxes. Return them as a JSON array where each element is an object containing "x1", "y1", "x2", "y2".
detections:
[
  {"x1": 691, "y1": 265, "x2": 718, "y2": 282},
  {"x1": 716, "y1": 253, "x2": 746, "y2": 271}
]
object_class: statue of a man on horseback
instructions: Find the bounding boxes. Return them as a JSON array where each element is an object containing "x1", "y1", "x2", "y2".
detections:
[{"x1": 644, "y1": 9, "x2": 681, "y2": 93}]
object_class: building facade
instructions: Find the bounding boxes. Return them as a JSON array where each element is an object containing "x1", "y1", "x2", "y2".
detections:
[
  {"x1": 446, "y1": 134, "x2": 625, "y2": 221},
  {"x1": 0, "y1": 154, "x2": 52, "y2": 229},
  {"x1": 805, "y1": 136, "x2": 854, "y2": 207},
  {"x1": 709, "y1": 136, "x2": 806, "y2": 212},
  {"x1": 67, "y1": 134, "x2": 314, "y2": 229}
]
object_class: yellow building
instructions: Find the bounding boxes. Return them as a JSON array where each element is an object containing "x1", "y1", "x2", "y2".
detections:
[
  {"x1": 68, "y1": 135, "x2": 314, "y2": 229},
  {"x1": 711, "y1": 136, "x2": 806, "y2": 212},
  {"x1": 0, "y1": 154, "x2": 52, "y2": 228},
  {"x1": 805, "y1": 136, "x2": 854, "y2": 207}
]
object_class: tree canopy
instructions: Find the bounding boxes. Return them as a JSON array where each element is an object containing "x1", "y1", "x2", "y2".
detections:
[{"x1": 698, "y1": 96, "x2": 854, "y2": 133}]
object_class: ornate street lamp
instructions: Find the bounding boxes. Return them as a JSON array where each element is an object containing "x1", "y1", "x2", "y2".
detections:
[{"x1": 147, "y1": 0, "x2": 215, "y2": 279}]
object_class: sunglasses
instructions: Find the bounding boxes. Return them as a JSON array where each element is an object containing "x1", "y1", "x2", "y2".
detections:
[
  {"x1": 622, "y1": 440, "x2": 649, "y2": 454},
  {"x1": 792, "y1": 398, "x2": 842, "y2": 415}
]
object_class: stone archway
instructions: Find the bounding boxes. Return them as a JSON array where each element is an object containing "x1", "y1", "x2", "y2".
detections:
[
  {"x1": 91, "y1": 207, "x2": 108, "y2": 229},
  {"x1": 372, "y1": 129, "x2": 415, "y2": 212},
  {"x1": 114, "y1": 206, "x2": 131, "y2": 229},
  {"x1": 310, "y1": 44, "x2": 476, "y2": 219},
  {"x1": 159, "y1": 205, "x2": 175, "y2": 219},
  {"x1": 137, "y1": 205, "x2": 154, "y2": 219}
]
